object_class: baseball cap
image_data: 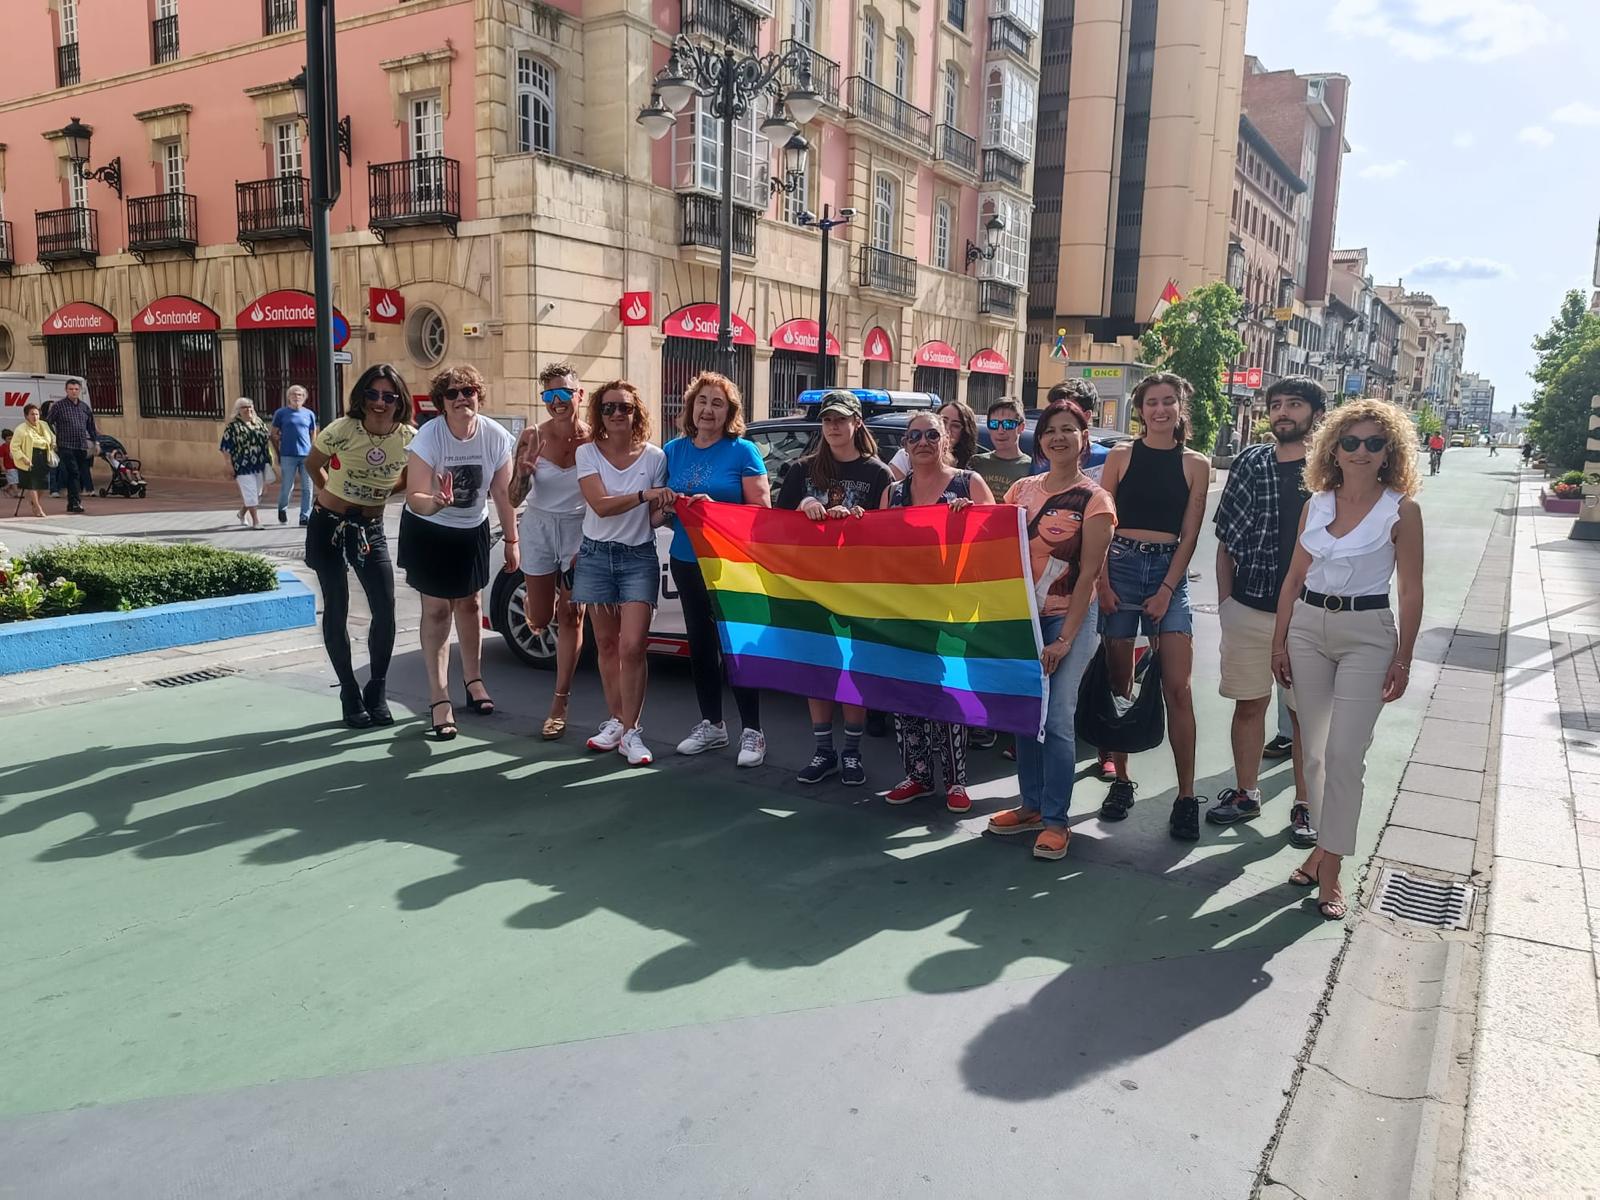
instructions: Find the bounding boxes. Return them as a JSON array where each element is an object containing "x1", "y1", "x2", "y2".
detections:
[{"x1": 817, "y1": 390, "x2": 861, "y2": 418}]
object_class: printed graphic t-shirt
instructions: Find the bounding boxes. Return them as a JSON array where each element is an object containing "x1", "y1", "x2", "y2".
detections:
[
  {"x1": 776, "y1": 454, "x2": 893, "y2": 513},
  {"x1": 662, "y1": 435, "x2": 767, "y2": 561},
  {"x1": 315, "y1": 417, "x2": 416, "y2": 507},
  {"x1": 407, "y1": 414, "x2": 516, "y2": 529},
  {"x1": 970, "y1": 450, "x2": 1033, "y2": 501},
  {"x1": 1005, "y1": 474, "x2": 1117, "y2": 616}
]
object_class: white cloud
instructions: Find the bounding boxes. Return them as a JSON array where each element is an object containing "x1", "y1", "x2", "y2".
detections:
[
  {"x1": 1518, "y1": 125, "x2": 1556, "y2": 147},
  {"x1": 1451, "y1": 131, "x2": 1476, "y2": 149},
  {"x1": 1358, "y1": 158, "x2": 1409, "y2": 179},
  {"x1": 1552, "y1": 102, "x2": 1600, "y2": 127},
  {"x1": 1405, "y1": 256, "x2": 1512, "y2": 282},
  {"x1": 1328, "y1": 0, "x2": 1554, "y2": 63}
]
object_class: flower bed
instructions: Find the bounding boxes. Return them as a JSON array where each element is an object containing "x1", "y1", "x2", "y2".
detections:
[{"x1": 1542, "y1": 471, "x2": 1594, "y2": 514}]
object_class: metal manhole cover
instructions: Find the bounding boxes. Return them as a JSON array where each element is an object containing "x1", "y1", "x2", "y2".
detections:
[
  {"x1": 147, "y1": 666, "x2": 240, "y2": 689},
  {"x1": 1372, "y1": 867, "x2": 1474, "y2": 929}
]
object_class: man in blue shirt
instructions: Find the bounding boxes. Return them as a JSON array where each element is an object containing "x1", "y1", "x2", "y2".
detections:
[{"x1": 270, "y1": 384, "x2": 318, "y2": 525}]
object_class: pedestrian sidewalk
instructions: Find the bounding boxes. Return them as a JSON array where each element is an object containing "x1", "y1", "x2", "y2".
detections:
[{"x1": 1459, "y1": 478, "x2": 1600, "y2": 1197}]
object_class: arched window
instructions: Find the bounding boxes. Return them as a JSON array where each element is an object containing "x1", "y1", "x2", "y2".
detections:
[
  {"x1": 933, "y1": 200, "x2": 951, "y2": 270},
  {"x1": 515, "y1": 54, "x2": 555, "y2": 154},
  {"x1": 872, "y1": 173, "x2": 897, "y2": 251},
  {"x1": 894, "y1": 31, "x2": 911, "y2": 99},
  {"x1": 942, "y1": 63, "x2": 961, "y2": 128},
  {"x1": 861, "y1": 14, "x2": 880, "y2": 84}
]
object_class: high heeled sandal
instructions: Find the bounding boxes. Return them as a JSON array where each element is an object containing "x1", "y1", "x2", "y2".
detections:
[
  {"x1": 429, "y1": 700, "x2": 458, "y2": 741},
  {"x1": 462, "y1": 678, "x2": 495, "y2": 716},
  {"x1": 541, "y1": 691, "x2": 570, "y2": 740}
]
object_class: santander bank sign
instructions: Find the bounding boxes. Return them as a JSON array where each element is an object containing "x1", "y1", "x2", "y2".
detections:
[
  {"x1": 237, "y1": 289, "x2": 344, "y2": 331},
  {"x1": 133, "y1": 297, "x2": 220, "y2": 331},
  {"x1": 663, "y1": 303, "x2": 755, "y2": 346},
  {"x1": 42, "y1": 302, "x2": 117, "y2": 336}
]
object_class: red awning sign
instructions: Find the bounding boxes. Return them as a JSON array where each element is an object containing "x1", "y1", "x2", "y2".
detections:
[
  {"x1": 914, "y1": 340, "x2": 960, "y2": 370},
  {"x1": 237, "y1": 290, "x2": 348, "y2": 333},
  {"x1": 862, "y1": 326, "x2": 894, "y2": 362},
  {"x1": 133, "y1": 296, "x2": 220, "y2": 332},
  {"x1": 663, "y1": 303, "x2": 755, "y2": 346},
  {"x1": 42, "y1": 301, "x2": 117, "y2": 336},
  {"x1": 968, "y1": 348, "x2": 1010, "y2": 376},
  {"x1": 770, "y1": 318, "x2": 840, "y2": 356}
]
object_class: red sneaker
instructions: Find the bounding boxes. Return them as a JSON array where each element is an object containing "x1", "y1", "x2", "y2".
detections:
[
  {"x1": 945, "y1": 786, "x2": 972, "y2": 814},
  {"x1": 884, "y1": 778, "x2": 934, "y2": 805},
  {"x1": 1096, "y1": 751, "x2": 1117, "y2": 782}
]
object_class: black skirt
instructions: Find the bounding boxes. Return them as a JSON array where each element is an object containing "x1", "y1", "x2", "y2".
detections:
[{"x1": 397, "y1": 509, "x2": 491, "y2": 599}]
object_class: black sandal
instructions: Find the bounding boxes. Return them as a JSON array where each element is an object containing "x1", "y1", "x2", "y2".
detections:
[
  {"x1": 429, "y1": 700, "x2": 458, "y2": 741},
  {"x1": 462, "y1": 678, "x2": 495, "y2": 716}
]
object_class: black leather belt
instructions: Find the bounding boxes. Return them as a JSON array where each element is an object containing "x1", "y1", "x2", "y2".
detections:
[
  {"x1": 1113, "y1": 534, "x2": 1178, "y2": 554},
  {"x1": 1300, "y1": 587, "x2": 1389, "y2": 612}
]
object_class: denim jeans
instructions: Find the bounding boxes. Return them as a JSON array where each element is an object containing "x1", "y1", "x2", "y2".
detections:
[
  {"x1": 1017, "y1": 604, "x2": 1101, "y2": 827},
  {"x1": 1276, "y1": 686, "x2": 1295, "y2": 741},
  {"x1": 278, "y1": 454, "x2": 312, "y2": 518}
]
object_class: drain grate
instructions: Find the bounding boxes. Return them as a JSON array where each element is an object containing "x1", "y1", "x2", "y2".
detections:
[
  {"x1": 1372, "y1": 867, "x2": 1475, "y2": 929},
  {"x1": 147, "y1": 666, "x2": 240, "y2": 689}
]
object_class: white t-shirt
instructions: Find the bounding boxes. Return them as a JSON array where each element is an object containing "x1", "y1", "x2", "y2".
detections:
[
  {"x1": 408, "y1": 414, "x2": 516, "y2": 529},
  {"x1": 576, "y1": 441, "x2": 667, "y2": 545}
]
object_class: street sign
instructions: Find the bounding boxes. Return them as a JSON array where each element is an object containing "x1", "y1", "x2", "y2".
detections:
[
  {"x1": 331, "y1": 313, "x2": 351, "y2": 350},
  {"x1": 1051, "y1": 327, "x2": 1068, "y2": 359},
  {"x1": 332, "y1": 350, "x2": 353, "y2": 365}
]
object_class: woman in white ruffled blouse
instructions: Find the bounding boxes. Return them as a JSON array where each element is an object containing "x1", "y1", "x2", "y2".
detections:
[{"x1": 1271, "y1": 400, "x2": 1424, "y2": 920}]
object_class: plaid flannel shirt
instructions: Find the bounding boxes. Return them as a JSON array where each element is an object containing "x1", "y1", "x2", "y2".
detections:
[
  {"x1": 1213, "y1": 442, "x2": 1285, "y2": 608},
  {"x1": 46, "y1": 397, "x2": 98, "y2": 453}
]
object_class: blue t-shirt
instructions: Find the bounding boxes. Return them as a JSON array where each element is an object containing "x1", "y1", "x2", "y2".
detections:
[
  {"x1": 272, "y1": 405, "x2": 318, "y2": 458},
  {"x1": 663, "y1": 434, "x2": 767, "y2": 560}
]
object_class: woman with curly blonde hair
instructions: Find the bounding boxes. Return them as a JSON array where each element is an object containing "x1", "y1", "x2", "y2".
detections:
[{"x1": 1271, "y1": 399, "x2": 1424, "y2": 919}]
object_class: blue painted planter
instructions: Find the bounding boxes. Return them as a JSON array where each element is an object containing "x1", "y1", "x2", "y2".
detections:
[{"x1": 0, "y1": 569, "x2": 315, "y2": 675}]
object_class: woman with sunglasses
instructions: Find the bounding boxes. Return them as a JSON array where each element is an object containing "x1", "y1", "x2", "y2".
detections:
[
  {"x1": 304, "y1": 365, "x2": 416, "y2": 728},
  {"x1": 664, "y1": 371, "x2": 771, "y2": 766},
  {"x1": 889, "y1": 398, "x2": 980, "y2": 480},
  {"x1": 1273, "y1": 400, "x2": 1423, "y2": 920},
  {"x1": 402, "y1": 366, "x2": 520, "y2": 740},
  {"x1": 878, "y1": 410, "x2": 995, "y2": 813},
  {"x1": 573, "y1": 380, "x2": 672, "y2": 766},
  {"x1": 511, "y1": 362, "x2": 592, "y2": 740}
]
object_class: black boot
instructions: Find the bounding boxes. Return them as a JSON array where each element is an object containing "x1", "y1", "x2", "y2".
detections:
[
  {"x1": 340, "y1": 683, "x2": 372, "y2": 729},
  {"x1": 362, "y1": 678, "x2": 394, "y2": 726}
]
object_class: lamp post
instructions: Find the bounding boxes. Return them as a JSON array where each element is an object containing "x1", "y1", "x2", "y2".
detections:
[
  {"x1": 638, "y1": 38, "x2": 821, "y2": 376},
  {"x1": 59, "y1": 117, "x2": 121, "y2": 198},
  {"x1": 965, "y1": 213, "x2": 1005, "y2": 270},
  {"x1": 297, "y1": 0, "x2": 343, "y2": 427}
]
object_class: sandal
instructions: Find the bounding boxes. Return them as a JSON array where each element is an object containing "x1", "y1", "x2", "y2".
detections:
[
  {"x1": 1288, "y1": 869, "x2": 1317, "y2": 888},
  {"x1": 1032, "y1": 828, "x2": 1071, "y2": 860},
  {"x1": 1316, "y1": 898, "x2": 1348, "y2": 921},
  {"x1": 429, "y1": 700, "x2": 458, "y2": 741},
  {"x1": 541, "y1": 715, "x2": 567, "y2": 740},
  {"x1": 462, "y1": 678, "x2": 495, "y2": 716}
]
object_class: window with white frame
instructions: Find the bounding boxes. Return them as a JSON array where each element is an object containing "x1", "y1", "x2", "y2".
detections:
[
  {"x1": 984, "y1": 63, "x2": 1037, "y2": 161},
  {"x1": 410, "y1": 95, "x2": 443, "y2": 159},
  {"x1": 993, "y1": 0, "x2": 1042, "y2": 33},
  {"x1": 942, "y1": 64, "x2": 961, "y2": 128},
  {"x1": 515, "y1": 54, "x2": 555, "y2": 154},
  {"x1": 933, "y1": 200, "x2": 951, "y2": 270},
  {"x1": 273, "y1": 119, "x2": 302, "y2": 177},
  {"x1": 783, "y1": 148, "x2": 811, "y2": 225},
  {"x1": 161, "y1": 141, "x2": 185, "y2": 193},
  {"x1": 60, "y1": 0, "x2": 78, "y2": 45},
  {"x1": 861, "y1": 15, "x2": 879, "y2": 84},
  {"x1": 791, "y1": 0, "x2": 815, "y2": 46},
  {"x1": 69, "y1": 165, "x2": 88, "y2": 210},
  {"x1": 872, "y1": 173, "x2": 896, "y2": 251},
  {"x1": 894, "y1": 32, "x2": 911, "y2": 99},
  {"x1": 672, "y1": 95, "x2": 770, "y2": 208},
  {"x1": 976, "y1": 191, "x2": 1029, "y2": 287},
  {"x1": 157, "y1": 0, "x2": 177, "y2": 16}
]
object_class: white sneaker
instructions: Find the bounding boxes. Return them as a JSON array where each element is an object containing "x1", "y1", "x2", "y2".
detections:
[
  {"x1": 737, "y1": 728, "x2": 767, "y2": 768},
  {"x1": 587, "y1": 717, "x2": 625, "y2": 752},
  {"x1": 620, "y1": 726, "x2": 654, "y2": 766},
  {"x1": 676, "y1": 719, "x2": 729, "y2": 755}
]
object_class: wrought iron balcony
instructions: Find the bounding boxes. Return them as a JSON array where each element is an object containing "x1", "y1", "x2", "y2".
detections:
[
  {"x1": 934, "y1": 124, "x2": 977, "y2": 174},
  {"x1": 679, "y1": 193, "x2": 756, "y2": 258},
  {"x1": 128, "y1": 192, "x2": 198, "y2": 258},
  {"x1": 237, "y1": 176, "x2": 311, "y2": 246},
  {"x1": 265, "y1": 0, "x2": 298, "y2": 35},
  {"x1": 987, "y1": 15, "x2": 1034, "y2": 59},
  {"x1": 978, "y1": 279, "x2": 1018, "y2": 318},
  {"x1": 56, "y1": 41, "x2": 80, "y2": 87},
  {"x1": 844, "y1": 76, "x2": 932, "y2": 152},
  {"x1": 36, "y1": 207, "x2": 99, "y2": 266},
  {"x1": 368, "y1": 156, "x2": 461, "y2": 240},
  {"x1": 858, "y1": 245, "x2": 917, "y2": 300},
  {"x1": 0, "y1": 221, "x2": 13, "y2": 274},
  {"x1": 681, "y1": 0, "x2": 760, "y2": 54},
  {"x1": 981, "y1": 147, "x2": 1027, "y2": 187},
  {"x1": 780, "y1": 39, "x2": 840, "y2": 109},
  {"x1": 151, "y1": 14, "x2": 179, "y2": 64}
]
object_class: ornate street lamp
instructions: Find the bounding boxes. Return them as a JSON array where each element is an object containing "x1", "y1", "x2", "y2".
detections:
[
  {"x1": 59, "y1": 116, "x2": 121, "y2": 199},
  {"x1": 965, "y1": 212, "x2": 1005, "y2": 269},
  {"x1": 289, "y1": 67, "x2": 352, "y2": 166}
]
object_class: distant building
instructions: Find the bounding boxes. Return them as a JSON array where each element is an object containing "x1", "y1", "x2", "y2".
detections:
[{"x1": 1460, "y1": 372, "x2": 1495, "y2": 429}]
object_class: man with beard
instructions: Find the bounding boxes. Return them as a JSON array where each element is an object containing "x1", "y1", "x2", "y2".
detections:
[{"x1": 1207, "y1": 376, "x2": 1326, "y2": 843}]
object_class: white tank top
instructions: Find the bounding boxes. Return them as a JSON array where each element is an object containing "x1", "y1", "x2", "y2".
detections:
[
  {"x1": 1300, "y1": 489, "x2": 1402, "y2": 596},
  {"x1": 529, "y1": 455, "x2": 585, "y2": 515}
]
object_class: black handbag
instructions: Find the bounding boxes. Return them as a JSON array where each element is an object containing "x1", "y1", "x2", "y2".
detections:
[{"x1": 1074, "y1": 642, "x2": 1167, "y2": 754}]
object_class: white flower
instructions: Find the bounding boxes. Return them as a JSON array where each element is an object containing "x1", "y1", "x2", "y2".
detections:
[{"x1": 51, "y1": 577, "x2": 68, "y2": 588}]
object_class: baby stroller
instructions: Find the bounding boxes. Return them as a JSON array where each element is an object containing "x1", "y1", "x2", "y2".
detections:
[{"x1": 99, "y1": 450, "x2": 148, "y2": 499}]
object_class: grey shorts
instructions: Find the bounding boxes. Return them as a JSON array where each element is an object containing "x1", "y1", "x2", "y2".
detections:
[{"x1": 517, "y1": 508, "x2": 585, "y2": 580}]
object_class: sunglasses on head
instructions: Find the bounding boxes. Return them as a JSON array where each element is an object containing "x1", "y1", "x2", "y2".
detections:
[
  {"x1": 542, "y1": 387, "x2": 575, "y2": 406},
  {"x1": 363, "y1": 387, "x2": 398, "y2": 404},
  {"x1": 987, "y1": 417, "x2": 1021, "y2": 431},
  {"x1": 904, "y1": 427, "x2": 943, "y2": 444},
  {"x1": 601, "y1": 401, "x2": 635, "y2": 416},
  {"x1": 1338, "y1": 435, "x2": 1388, "y2": 453},
  {"x1": 443, "y1": 386, "x2": 478, "y2": 401}
]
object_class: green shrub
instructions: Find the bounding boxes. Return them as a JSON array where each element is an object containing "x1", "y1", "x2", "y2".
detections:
[
  {"x1": 18, "y1": 541, "x2": 278, "y2": 614},
  {"x1": 1558, "y1": 469, "x2": 1587, "y2": 486}
]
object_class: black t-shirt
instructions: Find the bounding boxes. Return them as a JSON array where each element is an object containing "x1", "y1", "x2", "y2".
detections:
[
  {"x1": 1239, "y1": 457, "x2": 1308, "y2": 613},
  {"x1": 777, "y1": 454, "x2": 893, "y2": 512}
]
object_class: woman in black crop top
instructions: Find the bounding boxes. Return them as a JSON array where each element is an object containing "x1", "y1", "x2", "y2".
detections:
[{"x1": 1094, "y1": 371, "x2": 1212, "y2": 841}]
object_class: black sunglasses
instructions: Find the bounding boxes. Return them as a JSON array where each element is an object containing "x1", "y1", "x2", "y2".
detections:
[
  {"x1": 542, "y1": 387, "x2": 575, "y2": 406},
  {"x1": 601, "y1": 401, "x2": 635, "y2": 416},
  {"x1": 1338, "y1": 435, "x2": 1388, "y2": 453},
  {"x1": 904, "y1": 428, "x2": 943, "y2": 444},
  {"x1": 987, "y1": 417, "x2": 1021, "y2": 431},
  {"x1": 443, "y1": 386, "x2": 478, "y2": 400},
  {"x1": 363, "y1": 387, "x2": 399, "y2": 404}
]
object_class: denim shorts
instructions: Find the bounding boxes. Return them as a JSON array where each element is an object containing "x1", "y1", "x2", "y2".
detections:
[
  {"x1": 1100, "y1": 534, "x2": 1194, "y2": 639},
  {"x1": 570, "y1": 536, "x2": 661, "y2": 607}
]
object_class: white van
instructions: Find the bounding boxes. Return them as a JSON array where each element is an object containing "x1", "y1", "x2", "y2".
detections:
[{"x1": 0, "y1": 373, "x2": 93, "y2": 437}]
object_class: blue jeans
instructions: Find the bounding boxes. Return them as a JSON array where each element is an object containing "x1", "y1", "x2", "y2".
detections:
[
  {"x1": 1018, "y1": 605, "x2": 1101, "y2": 828},
  {"x1": 1100, "y1": 536, "x2": 1194, "y2": 639},
  {"x1": 571, "y1": 537, "x2": 660, "y2": 607},
  {"x1": 277, "y1": 454, "x2": 312, "y2": 518}
]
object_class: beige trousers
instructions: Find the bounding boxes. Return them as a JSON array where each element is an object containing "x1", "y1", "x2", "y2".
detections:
[{"x1": 1286, "y1": 600, "x2": 1398, "y2": 857}]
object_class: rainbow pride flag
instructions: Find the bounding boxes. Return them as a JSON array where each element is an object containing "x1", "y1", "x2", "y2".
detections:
[{"x1": 677, "y1": 501, "x2": 1046, "y2": 735}]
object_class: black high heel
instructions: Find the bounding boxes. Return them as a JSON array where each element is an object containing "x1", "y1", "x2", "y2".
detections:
[
  {"x1": 363, "y1": 678, "x2": 394, "y2": 726},
  {"x1": 429, "y1": 700, "x2": 458, "y2": 741},
  {"x1": 462, "y1": 677, "x2": 495, "y2": 716},
  {"x1": 340, "y1": 684, "x2": 372, "y2": 730}
]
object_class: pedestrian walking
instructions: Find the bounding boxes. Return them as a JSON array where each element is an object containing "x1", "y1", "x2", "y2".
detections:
[
  {"x1": 572, "y1": 380, "x2": 671, "y2": 766},
  {"x1": 270, "y1": 384, "x2": 318, "y2": 526},
  {"x1": 1521, "y1": 440, "x2": 1533, "y2": 465},
  {"x1": 1273, "y1": 399, "x2": 1424, "y2": 920},
  {"x1": 1094, "y1": 371, "x2": 1210, "y2": 840},
  {"x1": 304, "y1": 365, "x2": 415, "y2": 728},
  {"x1": 44, "y1": 378, "x2": 97, "y2": 514},
  {"x1": 664, "y1": 371, "x2": 771, "y2": 767},
  {"x1": 1209, "y1": 376, "x2": 1325, "y2": 843},
  {"x1": 10, "y1": 405, "x2": 56, "y2": 518},
  {"x1": 219, "y1": 398, "x2": 273, "y2": 528},
  {"x1": 1, "y1": 430, "x2": 18, "y2": 499},
  {"x1": 401, "y1": 366, "x2": 519, "y2": 741},
  {"x1": 776, "y1": 390, "x2": 894, "y2": 787},
  {"x1": 880, "y1": 410, "x2": 995, "y2": 814},
  {"x1": 987, "y1": 396, "x2": 1117, "y2": 859},
  {"x1": 510, "y1": 362, "x2": 592, "y2": 741}
]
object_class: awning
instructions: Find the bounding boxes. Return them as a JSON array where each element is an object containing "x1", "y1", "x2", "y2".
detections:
[
  {"x1": 132, "y1": 296, "x2": 220, "y2": 332},
  {"x1": 968, "y1": 347, "x2": 1010, "y2": 375},
  {"x1": 913, "y1": 340, "x2": 960, "y2": 370},
  {"x1": 42, "y1": 301, "x2": 116, "y2": 336},
  {"x1": 862, "y1": 326, "x2": 894, "y2": 362},
  {"x1": 770, "y1": 317, "x2": 840, "y2": 356},
  {"x1": 237, "y1": 289, "x2": 346, "y2": 330},
  {"x1": 663, "y1": 303, "x2": 755, "y2": 346}
]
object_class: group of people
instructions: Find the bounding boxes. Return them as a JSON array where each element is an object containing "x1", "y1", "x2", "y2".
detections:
[
  {"x1": 217, "y1": 385, "x2": 322, "y2": 529},
  {"x1": 300, "y1": 361, "x2": 1424, "y2": 921},
  {"x1": 3, "y1": 380, "x2": 101, "y2": 517}
]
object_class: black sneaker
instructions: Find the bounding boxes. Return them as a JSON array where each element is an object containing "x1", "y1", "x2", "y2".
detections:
[
  {"x1": 1206, "y1": 786, "x2": 1262, "y2": 825},
  {"x1": 970, "y1": 728, "x2": 998, "y2": 750},
  {"x1": 1288, "y1": 803, "x2": 1318, "y2": 848},
  {"x1": 1099, "y1": 778, "x2": 1137, "y2": 821},
  {"x1": 278, "y1": 508, "x2": 288, "y2": 525},
  {"x1": 797, "y1": 751, "x2": 839, "y2": 784},
  {"x1": 840, "y1": 752, "x2": 866, "y2": 787},
  {"x1": 1169, "y1": 796, "x2": 1202, "y2": 842},
  {"x1": 299, "y1": 515, "x2": 311, "y2": 527},
  {"x1": 1263, "y1": 735, "x2": 1294, "y2": 760},
  {"x1": 362, "y1": 678, "x2": 394, "y2": 727}
]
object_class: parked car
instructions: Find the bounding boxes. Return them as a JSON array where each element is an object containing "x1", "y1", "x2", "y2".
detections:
[
  {"x1": 1449, "y1": 432, "x2": 1468, "y2": 447},
  {"x1": 484, "y1": 389, "x2": 1130, "y2": 669}
]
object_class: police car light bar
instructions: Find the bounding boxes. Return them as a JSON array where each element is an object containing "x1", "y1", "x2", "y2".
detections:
[{"x1": 795, "y1": 389, "x2": 941, "y2": 412}]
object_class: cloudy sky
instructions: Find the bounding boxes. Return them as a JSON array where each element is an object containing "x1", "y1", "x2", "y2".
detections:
[{"x1": 1243, "y1": 0, "x2": 1600, "y2": 409}]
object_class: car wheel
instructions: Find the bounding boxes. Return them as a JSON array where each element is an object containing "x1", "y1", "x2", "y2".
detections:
[{"x1": 492, "y1": 572, "x2": 558, "y2": 669}]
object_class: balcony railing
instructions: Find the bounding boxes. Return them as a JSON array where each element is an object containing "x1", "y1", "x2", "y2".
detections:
[
  {"x1": 987, "y1": 15, "x2": 1034, "y2": 59},
  {"x1": 151, "y1": 14, "x2": 179, "y2": 64},
  {"x1": 237, "y1": 175, "x2": 311, "y2": 245},
  {"x1": 780, "y1": 39, "x2": 841, "y2": 110},
  {"x1": 0, "y1": 221, "x2": 13, "y2": 274},
  {"x1": 978, "y1": 279, "x2": 1018, "y2": 318},
  {"x1": 679, "y1": 193, "x2": 756, "y2": 257},
  {"x1": 844, "y1": 76, "x2": 932, "y2": 152},
  {"x1": 934, "y1": 124, "x2": 977, "y2": 174},
  {"x1": 681, "y1": 0, "x2": 760, "y2": 54},
  {"x1": 36, "y1": 207, "x2": 99, "y2": 265},
  {"x1": 858, "y1": 244, "x2": 917, "y2": 299},
  {"x1": 56, "y1": 41, "x2": 80, "y2": 87},
  {"x1": 982, "y1": 147, "x2": 1027, "y2": 187},
  {"x1": 265, "y1": 0, "x2": 298, "y2": 34},
  {"x1": 128, "y1": 192, "x2": 199, "y2": 257},
  {"x1": 368, "y1": 156, "x2": 460, "y2": 239}
]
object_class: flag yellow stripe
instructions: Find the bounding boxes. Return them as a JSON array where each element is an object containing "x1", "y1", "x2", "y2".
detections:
[{"x1": 700, "y1": 557, "x2": 1034, "y2": 623}]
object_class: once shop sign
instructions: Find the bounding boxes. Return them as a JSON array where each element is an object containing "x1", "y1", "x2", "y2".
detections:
[
  {"x1": 133, "y1": 296, "x2": 220, "y2": 332},
  {"x1": 662, "y1": 303, "x2": 755, "y2": 346},
  {"x1": 42, "y1": 301, "x2": 117, "y2": 336},
  {"x1": 770, "y1": 318, "x2": 840, "y2": 356},
  {"x1": 237, "y1": 290, "x2": 347, "y2": 333},
  {"x1": 913, "y1": 340, "x2": 960, "y2": 370},
  {"x1": 862, "y1": 326, "x2": 894, "y2": 362},
  {"x1": 969, "y1": 348, "x2": 1010, "y2": 376}
]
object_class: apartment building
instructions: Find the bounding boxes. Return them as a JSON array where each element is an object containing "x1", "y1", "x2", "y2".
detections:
[
  {"x1": 1326, "y1": 247, "x2": 1400, "y2": 402},
  {"x1": 1226, "y1": 112, "x2": 1305, "y2": 389},
  {"x1": 0, "y1": 0, "x2": 1033, "y2": 475},
  {"x1": 1459, "y1": 371, "x2": 1495, "y2": 430},
  {"x1": 1375, "y1": 286, "x2": 1466, "y2": 418}
]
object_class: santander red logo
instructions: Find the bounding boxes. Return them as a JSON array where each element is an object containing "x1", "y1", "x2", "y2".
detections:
[
  {"x1": 624, "y1": 296, "x2": 647, "y2": 322},
  {"x1": 869, "y1": 335, "x2": 885, "y2": 357},
  {"x1": 369, "y1": 287, "x2": 405, "y2": 325},
  {"x1": 915, "y1": 340, "x2": 960, "y2": 370},
  {"x1": 619, "y1": 291, "x2": 652, "y2": 327},
  {"x1": 43, "y1": 303, "x2": 117, "y2": 336},
  {"x1": 375, "y1": 294, "x2": 398, "y2": 320}
]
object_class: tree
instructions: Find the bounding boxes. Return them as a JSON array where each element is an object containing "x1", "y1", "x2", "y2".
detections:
[
  {"x1": 1139, "y1": 282, "x2": 1245, "y2": 452},
  {"x1": 1526, "y1": 289, "x2": 1600, "y2": 468},
  {"x1": 1416, "y1": 406, "x2": 1442, "y2": 438}
]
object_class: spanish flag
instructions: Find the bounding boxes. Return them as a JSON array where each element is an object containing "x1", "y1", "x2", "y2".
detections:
[{"x1": 1150, "y1": 279, "x2": 1182, "y2": 321}]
